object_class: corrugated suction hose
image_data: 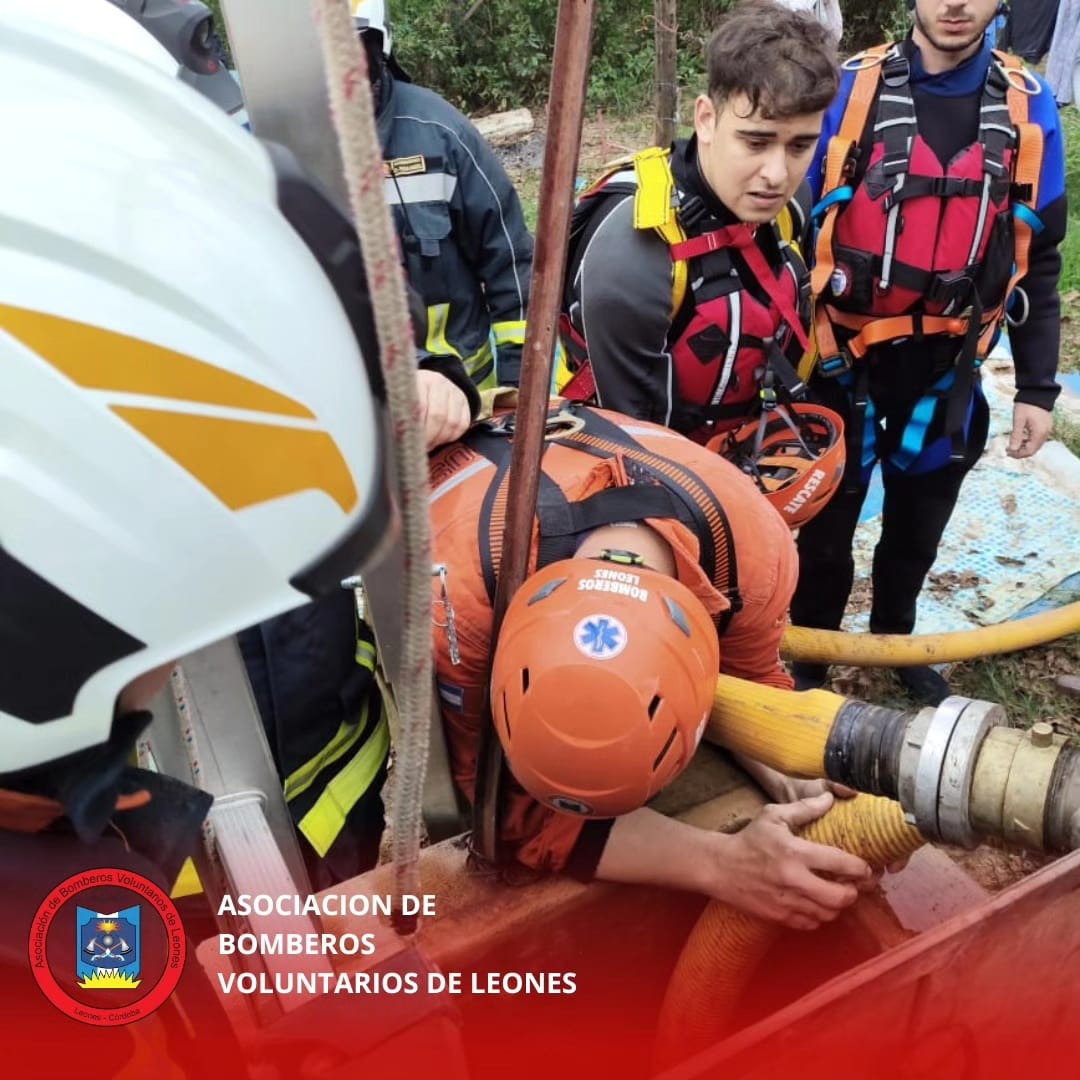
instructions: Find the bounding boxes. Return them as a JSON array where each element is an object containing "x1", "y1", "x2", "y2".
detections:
[{"x1": 654, "y1": 794, "x2": 924, "y2": 1066}]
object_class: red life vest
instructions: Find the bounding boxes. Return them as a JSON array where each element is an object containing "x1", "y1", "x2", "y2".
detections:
[
  {"x1": 558, "y1": 149, "x2": 811, "y2": 443},
  {"x1": 813, "y1": 43, "x2": 1044, "y2": 375}
]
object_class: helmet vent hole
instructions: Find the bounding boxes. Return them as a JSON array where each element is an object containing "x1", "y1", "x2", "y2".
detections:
[
  {"x1": 502, "y1": 692, "x2": 511, "y2": 739},
  {"x1": 527, "y1": 577, "x2": 567, "y2": 605},
  {"x1": 647, "y1": 694, "x2": 662, "y2": 720},
  {"x1": 521, "y1": 668, "x2": 530, "y2": 694},
  {"x1": 652, "y1": 727, "x2": 677, "y2": 772},
  {"x1": 664, "y1": 597, "x2": 692, "y2": 638}
]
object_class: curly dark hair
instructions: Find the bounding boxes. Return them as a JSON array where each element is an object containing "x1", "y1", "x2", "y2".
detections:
[{"x1": 705, "y1": 0, "x2": 840, "y2": 120}]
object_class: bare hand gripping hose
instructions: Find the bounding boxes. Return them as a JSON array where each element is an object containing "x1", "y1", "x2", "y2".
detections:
[
  {"x1": 311, "y1": 0, "x2": 431, "y2": 923},
  {"x1": 654, "y1": 795, "x2": 924, "y2": 1067}
]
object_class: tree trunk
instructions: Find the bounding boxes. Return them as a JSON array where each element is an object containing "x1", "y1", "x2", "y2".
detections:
[{"x1": 653, "y1": 0, "x2": 678, "y2": 147}]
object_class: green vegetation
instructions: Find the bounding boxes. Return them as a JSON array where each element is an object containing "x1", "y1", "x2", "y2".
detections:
[
  {"x1": 205, "y1": 0, "x2": 913, "y2": 116},
  {"x1": 1059, "y1": 107, "x2": 1080, "y2": 295},
  {"x1": 950, "y1": 634, "x2": 1080, "y2": 739},
  {"x1": 391, "y1": 0, "x2": 724, "y2": 114},
  {"x1": 1053, "y1": 412, "x2": 1080, "y2": 457}
]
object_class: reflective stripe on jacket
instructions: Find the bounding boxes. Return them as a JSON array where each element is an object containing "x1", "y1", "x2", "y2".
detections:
[
  {"x1": 239, "y1": 596, "x2": 388, "y2": 885},
  {"x1": 377, "y1": 76, "x2": 534, "y2": 389}
]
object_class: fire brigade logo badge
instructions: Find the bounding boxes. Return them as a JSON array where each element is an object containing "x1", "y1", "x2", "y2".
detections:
[
  {"x1": 29, "y1": 867, "x2": 185, "y2": 1026},
  {"x1": 76, "y1": 906, "x2": 141, "y2": 989}
]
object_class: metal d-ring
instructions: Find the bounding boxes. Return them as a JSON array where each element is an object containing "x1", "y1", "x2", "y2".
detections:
[
  {"x1": 842, "y1": 49, "x2": 888, "y2": 72},
  {"x1": 1002, "y1": 63, "x2": 1042, "y2": 95},
  {"x1": 481, "y1": 407, "x2": 586, "y2": 441},
  {"x1": 543, "y1": 407, "x2": 586, "y2": 440}
]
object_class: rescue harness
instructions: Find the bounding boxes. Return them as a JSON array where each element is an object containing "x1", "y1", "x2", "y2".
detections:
[
  {"x1": 810, "y1": 42, "x2": 1045, "y2": 471},
  {"x1": 558, "y1": 147, "x2": 812, "y2": 437},
  {"x1": 463, "y1": 403, "x2": 743, "y2": 631}
]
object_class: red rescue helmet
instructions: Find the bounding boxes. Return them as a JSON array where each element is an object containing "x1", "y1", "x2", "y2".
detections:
[
  {"x1": 719, "y1": 402, "x2": 846, "y2": 529},
  {"x1": 490, "y1": 555, "x2": 720, "y2": 818}
]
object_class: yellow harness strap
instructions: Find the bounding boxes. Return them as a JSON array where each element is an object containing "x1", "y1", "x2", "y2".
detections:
[{"x1": 633, "y1": 147, "x2": 688, "y2": 317}]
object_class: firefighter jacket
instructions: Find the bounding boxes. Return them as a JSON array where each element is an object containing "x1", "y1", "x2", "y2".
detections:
[
  {"x1": 375, "y1": 70, "x2": 534, "y2": 389},
  {"x1": 239, "y1": 597, "x2": 389, "y2": 888},
  {"x1": 428, "y1": 404, "x2": 798, "y2": 878}
]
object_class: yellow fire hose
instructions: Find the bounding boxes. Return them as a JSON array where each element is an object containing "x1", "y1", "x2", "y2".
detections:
[
  {"x1": 654, "y1": 795, "x2": 924, "y2": 1066},
  {"x1": 704, "y1": 681, "x2": 846, "y2": 778},
  {"x1": 781, "y1": 600, "x2": 1080, "y2": 667}
]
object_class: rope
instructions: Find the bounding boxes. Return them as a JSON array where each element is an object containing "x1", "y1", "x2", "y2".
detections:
[{"x1": 309, "y1": 0, "x2": 432, "y2": 924}]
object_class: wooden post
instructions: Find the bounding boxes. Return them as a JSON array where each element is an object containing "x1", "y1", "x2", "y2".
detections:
[
  {"x1": 654, "y1": 0, "x2": 678, "y2": 147},
  {"x1": 470, "y1": 0, "x2": 598, "y2": 866}
]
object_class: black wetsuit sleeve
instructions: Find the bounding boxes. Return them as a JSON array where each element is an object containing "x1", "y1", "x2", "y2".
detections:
[
  {"x1": 571, "y1": 195, "x2": 679, "y2": 424},
  {"x1": 1009, "y1": 191, "x2": 1066, "y2": 412}
]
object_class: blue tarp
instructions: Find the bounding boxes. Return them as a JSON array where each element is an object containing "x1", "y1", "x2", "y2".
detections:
[{"x1": 845, "y1": 338, "x2": 1080, "y2": 635}]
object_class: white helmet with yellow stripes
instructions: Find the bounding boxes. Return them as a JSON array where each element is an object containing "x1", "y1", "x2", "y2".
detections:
[{"x1": 0, "y1": 0, "x2": 391, "y2": 772}]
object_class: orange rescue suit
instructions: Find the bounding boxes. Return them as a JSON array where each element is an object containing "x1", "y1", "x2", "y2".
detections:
[{"x1": 428, "y1": 405, "x2": 797, "y2": 873}]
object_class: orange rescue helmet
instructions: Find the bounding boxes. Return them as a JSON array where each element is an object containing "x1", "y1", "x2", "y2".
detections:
[
  {"x1": 719, "y1": 402, "x2": 846, "y2": 530},
  {"x1": 490, "y1": 555, "x2": 720, "y2": 818}
]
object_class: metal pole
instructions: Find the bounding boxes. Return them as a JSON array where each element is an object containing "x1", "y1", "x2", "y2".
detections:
[
  {"x1": 470, "y1": 0, "x2": 598, "y2": 865},
  {"x1": 654, "y1": 0, "x2": 678, "y2": 147}
]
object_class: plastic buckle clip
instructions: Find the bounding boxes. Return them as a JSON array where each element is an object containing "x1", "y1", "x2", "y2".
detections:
[{"x1": 817, "y1": 353, "x2": 851, "y2": 379}]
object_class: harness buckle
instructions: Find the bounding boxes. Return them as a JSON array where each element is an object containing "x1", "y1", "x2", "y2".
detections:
[
  {"x1": 817, "y1": 352, "x2": 852, "y2": 379},
  {"x1": 677, "y1": 194, "x2": 709, "y2": 232},
  {"x1": 840, "y1": 145, "x2": 862, "y2": 185},
  {"x1": 881, "y1": 55, "x2": 911, "y2": 88},
  {"x1": 341, "y1": 574, "x2": 367, "y2": 622},
  {"x1": 927, "y1": 270, "x2": 976, "y2": 313}
]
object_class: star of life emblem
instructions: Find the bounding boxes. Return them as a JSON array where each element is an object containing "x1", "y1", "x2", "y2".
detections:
[{"x1": 573, "y1": 614, "x2": 628, "y2": 660}]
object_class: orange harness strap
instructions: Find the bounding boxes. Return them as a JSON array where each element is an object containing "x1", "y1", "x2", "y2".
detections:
[
  {"x1": 995, "y1": 52, "x2": 1042, "y2": 334},
  {"x1": 810, "y1": 45, "x2": 889, "y2": 302}
]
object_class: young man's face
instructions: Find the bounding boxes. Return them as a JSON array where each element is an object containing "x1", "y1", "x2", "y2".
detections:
[
  {"x1": 913, "y1": 0, "x2": 999, "y2": 57},
  {"x1": 694, "y1": 93, "x2": 823, "y2": 224}
]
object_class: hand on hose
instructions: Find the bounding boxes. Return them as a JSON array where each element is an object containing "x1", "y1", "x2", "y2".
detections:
[
  {"x1": 733, "y1": 754, "x2": 857, "y2": 804},
  {"x1": 417, "y1": 369, "x2": 472, "y2": 450},
  {"x1": 753, "y1": 772, "x2": 907, "y2": 876},
  {"x1": 709, "y1": 792, "x2": 874, "y2": 932},
  {"x1": 1007, "y1": 401, "x2": 1053, "y2": 459}
]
